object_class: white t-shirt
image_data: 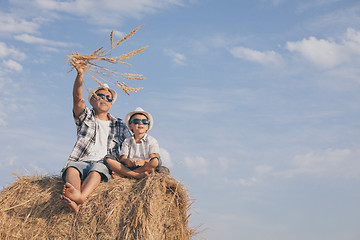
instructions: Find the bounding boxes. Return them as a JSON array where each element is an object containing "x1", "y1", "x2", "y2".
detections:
[{"x1": 79, "y1": 118, "x2": 110, "y2": 161}]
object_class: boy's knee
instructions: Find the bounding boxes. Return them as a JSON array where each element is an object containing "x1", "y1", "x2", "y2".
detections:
[
  {"x1": 145, "y1": 159, "x2": 158, "y2": 172},
  {"x1": 104, "y1": 154, "x2": 117, "y2": 163},
  {"x1": 105, "y1": 157, "x2": 116, "y2": 165},
  {"x1": 149, "y1": 158, "x2": 159, "y2": 168},
  {"x1": 66, "y1": 167, "x2": 80, "y2": 176},
  {"x1": 87, "y1": 170, "x2": 103, "y2": 181}
]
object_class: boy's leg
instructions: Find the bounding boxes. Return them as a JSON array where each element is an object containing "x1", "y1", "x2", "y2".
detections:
[
  {"x1": 106, "y1": 157, "x2": 147, "y2": 179},
  {"x1": 63, "y1": 171, "x2": 102, "y2": 205},
  {"x1": 64, "y1": 167, "x2": 82, "y2": 191},
  {"x1": 61, "y1": 161, "x2": 104, "y2": 211},
  {"x1": 63, "y1": 171, "x2": 101, "y2": 204},
  {"x1": 79, "y1": 171, "x2": 102, "y2": 202},
  {"x1": 61, "y1": 166, "x2": 82, "y2": 212},
  {"x1": 62, "y1": 165, "x2": 85, "y2": 204},
  {"x1": 134, "y1": 158, "x2": 159, "y2": 174},
  {"x1": 61, "y1": 195, "x2": 80, "y2": 213}
]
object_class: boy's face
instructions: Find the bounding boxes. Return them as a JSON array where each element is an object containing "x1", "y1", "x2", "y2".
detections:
[{"x1": 129, "y1": 114, "x2": 149, "y2": 135}]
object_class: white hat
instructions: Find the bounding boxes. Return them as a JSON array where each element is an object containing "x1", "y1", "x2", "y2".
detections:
[
  {"x1": 88, "y1": 83, "x2": 117, "y2": 104},
  {"x1": 125, "y1": 107, "x2": 153, "y2": 131}
]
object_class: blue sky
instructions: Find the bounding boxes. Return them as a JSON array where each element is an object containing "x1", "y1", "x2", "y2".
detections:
[{"x1": 1, "y1": 0, "x2": 360, "y2": 239}]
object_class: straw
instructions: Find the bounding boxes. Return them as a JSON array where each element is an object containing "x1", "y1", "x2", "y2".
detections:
[
  {"x1": 0, "y1": 173, "x2": 196, "y2": 239},
  {"x1": 68, "y1": 25, "x2": 147, "y2": 96}
]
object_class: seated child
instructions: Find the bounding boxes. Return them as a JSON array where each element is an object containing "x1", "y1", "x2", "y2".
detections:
[{"x1": 105, "y1": 107, "x2": 162, "y2": 179}]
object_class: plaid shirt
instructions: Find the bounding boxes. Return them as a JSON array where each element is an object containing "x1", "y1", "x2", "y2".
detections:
[{"x1": 66, "y1": 106, "x2": 131, "y2": 163}]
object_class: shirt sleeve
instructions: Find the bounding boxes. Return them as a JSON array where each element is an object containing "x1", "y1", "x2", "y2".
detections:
[
  {"x1": 148, "y1": 137, "x2": 160, "y2": 154},
  {"x1": 74, "y1": 107, "x2": 89, "y2": 126},
  {"x1": 119, "y1": 121, "x2": 132, "y2": 143},
  {"x1": 120, "y1": 138, "x2": 131, "y2": 156}
]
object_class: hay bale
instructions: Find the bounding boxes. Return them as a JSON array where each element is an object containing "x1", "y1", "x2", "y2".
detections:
[{"x1": 0, "y1": 173, "x2": 195, "y2": 239}]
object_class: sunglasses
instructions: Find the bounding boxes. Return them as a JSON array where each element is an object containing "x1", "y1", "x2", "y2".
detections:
[
  {"x1": 129, "y1": 118, "x2": 150, "y2": 125},
  {"x1": 94, "y1": 93, "x2": 113, "y2": 102}
]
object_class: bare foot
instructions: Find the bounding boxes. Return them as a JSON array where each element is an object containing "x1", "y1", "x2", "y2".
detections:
[
  {"x1": 63, "y1": 182, "x2": 84, "y2": 204},
  {"x1": 60, "y1": 194, "x2": 80, "y2": 213}
]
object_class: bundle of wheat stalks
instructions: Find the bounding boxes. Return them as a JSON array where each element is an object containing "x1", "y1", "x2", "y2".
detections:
[
  {"x1": 0, "y1": 173, "x2": 196, "y2": 239},
  {"x1": 68, "y1": 25, "x2": 148, "y2": 97}
]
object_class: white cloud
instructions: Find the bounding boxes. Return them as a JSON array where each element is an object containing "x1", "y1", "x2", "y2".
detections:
[
  {"x1": 261, "y1": 0, "x2": 286, "y2": 7},
  {"x1": 184, "y1": 156, "x2": 208, "y2": 175},
  {"x1": 159, "y1": 147, "x2": 173, "y2": 167},
  {"x1": 217, "y1": 157, "x2": 231, "y2": 172},
  {"x1": 8, "y1": 156, "x2": 17, "y2": 166},
  {"x1": 278, "y1": 148, "x2": 360, "y2": 179},
  {"x1": 14, "y1": 33, "x2": 68, "y2": 47},
  {"x1": 254, "y1": 165, "x2": 273, "y2": 176},
  {"x1": 29, "y1": 163, "x2": 47, "y2": 174},
  {"x1": 24, "y1": 0, "x2": 186, "y2": 25},
  {"x1": 112, "y1": 30, "x2": 126, "y2": 39},
  {"x1": 2, "y1": 60, "x2": 23, "y2": 72},
  {"x1": 0, "y1": 73, "x2": 26, "y2": 126},
  {"x1": 0, "y1": 42, "x2": 26, "y2": 60},
  {"x1": 0, "y1": 155, "x2": 17, "y2": 167},
  {"x1": 164, "y1": 49, "x2": 187, "y2": 66},
  {"x1": 344, "y1": 28, "x2": 360, "y2": 54},
  {"x1": 286, "y1": 37, "x2": 346, "y2": 69},
  {"x1": 229, "y1": 46, "x2": 283, "y2": 66},
  {"x1": 207, "y1": 34, "x2": 232, "y2": 48},
  {"x1": 38, "y1": 46, "x2": 61, "y2": 53},
  {"x1": 297, "y1": 0, "x2": 342, "y2": 12},
  {"x1": 97, "y1": 28, "x2": 125, "y2": 38},
  {"x1": 187, "y1": 33, "x2": 247, "y2": 55},
  {"x1": 0, "y1": 42, "x2": 25, "y2": 73},
  {"x1": 169, "y1": 87, "x2": 242, "y2": 116},
  {"x1": 227, "y1": 164, "x2": 273, "y2": 187},
  {"x1": 286, "y1": 28, "x2": 360, "y2": 69},
  {"x1": 0, "y1": 11, "x2": 40, "y2": 35},
  {"x1": 227, "y1": 176, "x2": 260, "y2": 187},
  {"x1": 0, "y1": 112, "x2": 7, "y2": 126},
  {"x1": 221, "y1": 147, "x2": 360, "y2": 186}
]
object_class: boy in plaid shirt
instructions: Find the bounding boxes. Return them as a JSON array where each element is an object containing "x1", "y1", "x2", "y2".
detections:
[{"x1": 60, "y1": 53, "x2": 130, "y2": 212}]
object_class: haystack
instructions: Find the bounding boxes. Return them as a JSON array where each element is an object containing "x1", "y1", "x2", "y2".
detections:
[{"x1": 0, "y1": 173, "x2": 195, "y2": 239}]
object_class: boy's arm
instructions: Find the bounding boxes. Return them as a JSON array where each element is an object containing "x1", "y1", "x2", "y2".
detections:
[
  {"x1": 71, "y1": 53, "x2": 87, "y2": 118},
  {"x1": 120, "y1": 139, "x2": 136, "y2": 167},
  {"x1": 135, "y1": 153, "x2": 159, "y2": 167},
  {"x1": 145, "y1": 153, "x2": 158, "y2": 162},
  {"x1": 147, "y1": 138, "x2": 160, "y2": 162},
  {"x1": 136, "y1": 138, "x2": 160, "y2": 166},
  {"x1": 120, "y1": 155, "x2": 136, "y2": 168}
]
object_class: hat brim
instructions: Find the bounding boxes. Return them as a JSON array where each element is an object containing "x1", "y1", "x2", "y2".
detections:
[{"x1": 125, "y1": 109, "x2": 153, "y2": 131}]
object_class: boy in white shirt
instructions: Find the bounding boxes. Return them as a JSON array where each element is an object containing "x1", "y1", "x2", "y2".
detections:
[{"x1": 105, "y1": 107, "x2": 162, "y2": 179}]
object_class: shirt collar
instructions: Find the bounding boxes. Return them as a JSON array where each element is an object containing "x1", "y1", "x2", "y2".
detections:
[
  {"x1": 91, "y1": 108, "x2": 117, "y2": 122},
  {"x1": 132, "y1": 133, "x2": 148, "y2": 143}
]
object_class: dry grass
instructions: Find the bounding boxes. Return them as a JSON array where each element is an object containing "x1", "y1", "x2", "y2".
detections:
[
  {"x1": 0, "y1": 173, "x2": 196, "y2": 239},
  {"x1": 68, "y1": 25, "x2": 147, "y2": 96}
]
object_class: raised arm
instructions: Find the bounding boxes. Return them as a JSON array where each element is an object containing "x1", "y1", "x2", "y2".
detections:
[{"x1": 71, "y1": 53, "x2": 88, "y2": 118}]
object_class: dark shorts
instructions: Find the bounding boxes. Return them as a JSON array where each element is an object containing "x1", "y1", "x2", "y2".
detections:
[{"x1": 62, "y1": 160, "x2": 112, "y2": 182}]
